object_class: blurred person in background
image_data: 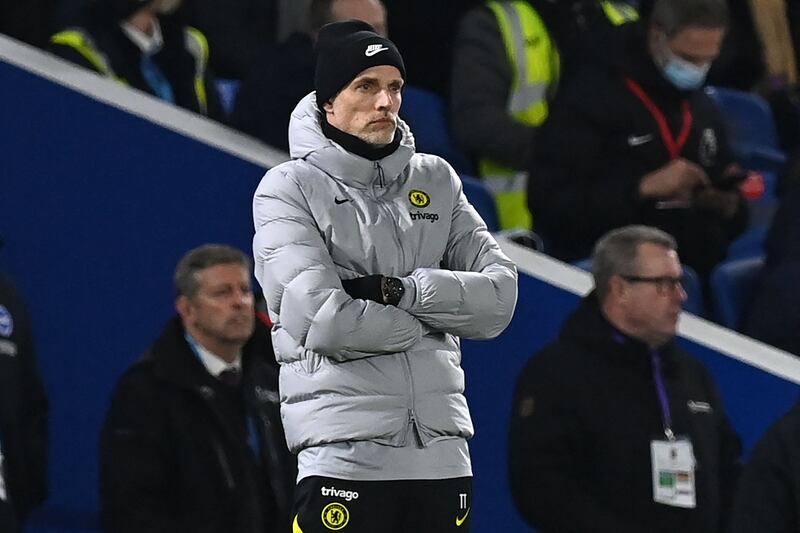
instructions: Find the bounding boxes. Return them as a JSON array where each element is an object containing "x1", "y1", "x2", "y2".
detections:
[
  {"x1": 0, "y1": 270, "x2": 48, "y2": 532},
  {"x1": 100, "y1": 244, "x2": 295, "y2": 533},
  {"x1": 509, "y1": 225, "x2": 741, "y2": 533},
  {"x1": 180, "y1": 0, "x2": 278, "y2": 80},
  {"x1": 729, "y1": 401, "x2": 800, "y2": 533},
  {"x1": 0, "y1": 0, "x2": 55, "y2": 48},
  {"x1": 743, "y1": 175, "x2": 800, "y2": 356},
  {"x1": 450, "y1": 0, "x2": 639, "y2": 230},
  {"x1": 232, "y1": 0, "x2": 387, "y2": 152},
  {"x1": 637, "y1": 0, "x2": 765, "y2": 90},
  {"x1": 528, "y1": 0, "x2": 747, "y2": 279},
  {"x1": 50, "y1": 0, "x2": 224, "y2": 120},
  {"x1": 380, "y1": 0, "x2": 482, "y2": 98}
]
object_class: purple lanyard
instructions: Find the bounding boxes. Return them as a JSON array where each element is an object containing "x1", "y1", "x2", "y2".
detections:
[{"x1": 650, "y1": 350, "x2": 674, "y2": 441}]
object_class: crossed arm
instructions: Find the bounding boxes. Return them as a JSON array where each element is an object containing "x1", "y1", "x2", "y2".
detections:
[{"x1": 252, "y1": 165, "x2": 517, "y2": 361}]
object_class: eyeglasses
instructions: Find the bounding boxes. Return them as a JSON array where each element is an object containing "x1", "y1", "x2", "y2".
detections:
[{"x1": 621, "y1": 275, "x2": 684, "y2": 295}]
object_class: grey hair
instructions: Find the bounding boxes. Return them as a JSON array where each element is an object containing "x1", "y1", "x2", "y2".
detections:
[
  {"x1": 174, "y1": 244, "x2": 251, "y2": 298},
  {"x1": 650, "y1": 0, "x2": 728, "y2": 37},
  {"x1": 591, "y1": 225, "x2": 677, "y2": 301}
]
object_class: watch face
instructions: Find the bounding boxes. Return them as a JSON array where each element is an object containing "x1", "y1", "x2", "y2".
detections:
[{"x1": 382, "y1": 277, "x2": 404, "y2": 305}]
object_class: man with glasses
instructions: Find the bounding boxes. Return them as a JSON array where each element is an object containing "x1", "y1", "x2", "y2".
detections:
[{"x1": 508, "y1": 225, "x2": 741, "y2": 533}]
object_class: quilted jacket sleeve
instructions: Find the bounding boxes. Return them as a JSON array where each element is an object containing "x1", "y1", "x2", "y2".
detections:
[
  {"x1": 398, "y1": 165, "x2": 518, "y2": 339},
  {"x1": 253, "y1": 165, "x2": 425, "y2": 360}
]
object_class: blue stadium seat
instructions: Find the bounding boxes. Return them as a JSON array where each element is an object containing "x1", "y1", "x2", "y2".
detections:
[
  {"x1": 215, "y1": 78, "x2": 241, "y2": 117},
  {"x1": 461, "y1": 175, "x2": 499, "y2": 232},
  {"x1": 710, "y1": 255, "x2": 765, "y2": 329},
  {"x1": 401, "y1": 85, "x2": 473, "y2": 174},
  {"x1": 573, "y1": 258, "x2": 705, "y2": 316},
  {"x1": 705, "y1": 86, "x2": 787, "y2": 177},
  {"x1": 705, "y1": 87, "x2": 782, "y2": 229},
  {"x1": 726, "y1": 225, "x2": 768, "y2": 260}
]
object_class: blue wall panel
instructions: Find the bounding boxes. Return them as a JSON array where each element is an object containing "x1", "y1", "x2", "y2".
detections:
[
  {"x1": 2, "y1": 59, "x2": 798, "y2": 531},
  {"x1": 1, "y1": 60, "x2": 268, "y2": 529}
]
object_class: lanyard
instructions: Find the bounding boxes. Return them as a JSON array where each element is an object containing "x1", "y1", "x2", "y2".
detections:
[
  {"x1": 625, "y1": 77, "x2": 693, "y2": 160},
  {"x1": 650, "y1": 350, "x2": 674, "y2": 441}
]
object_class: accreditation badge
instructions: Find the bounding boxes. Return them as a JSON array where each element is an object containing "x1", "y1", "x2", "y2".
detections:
[{"x1": 651, "y1": 438, "x2": 696, "y2": 508}]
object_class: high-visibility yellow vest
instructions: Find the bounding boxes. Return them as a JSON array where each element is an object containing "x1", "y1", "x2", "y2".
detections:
[
  {"x1": 600, "y1": 1, "x2": 639, "y2": 26},
  {"x1": 50, "y1": 29, "x2": 127, "y2": 84},
  {"x1": 51, "y1": 26, "x2": 211, "y2": 114},
  {"x1": 481, "y1": 0, "x2": 638, "y2": 230},
  {"x1": 183, "y1": 27, "x2": 210, "y2": 115}
]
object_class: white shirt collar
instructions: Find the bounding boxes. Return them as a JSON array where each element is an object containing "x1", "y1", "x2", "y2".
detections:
[
  {"x1": 120, "y1": 18, "x2": 164, "y2": 55},
  {"x1": 187, "y1": 335, "x2": 242, "y2": 378}
]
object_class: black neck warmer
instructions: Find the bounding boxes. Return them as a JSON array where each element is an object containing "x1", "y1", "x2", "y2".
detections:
[{"x1": 321, "y1": 115, "x2": 402, "y2": 161}]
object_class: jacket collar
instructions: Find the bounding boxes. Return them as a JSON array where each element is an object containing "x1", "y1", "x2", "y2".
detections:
[
  {"x1": 560, "y1": 292, "x2": 680, "y2": 374},
  {"x1": 147, "y1": 316, "x2": 278, "y2": 392},
  {"x1": 287, "y1": 92, "x2": 416, "y2": 189}
]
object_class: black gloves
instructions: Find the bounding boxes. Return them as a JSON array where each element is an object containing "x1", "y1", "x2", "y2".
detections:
[
  {"x1": 341, "y1": 275, "x2": 384, "y2": 303},
  {"x1": 341, "y1": 275, "x2": 405, "y2": 305}
]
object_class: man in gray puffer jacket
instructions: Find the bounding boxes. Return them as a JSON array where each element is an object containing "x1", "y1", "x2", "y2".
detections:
[{"x1": 252, "y1": 20, "x2": 518, "y2": 533}]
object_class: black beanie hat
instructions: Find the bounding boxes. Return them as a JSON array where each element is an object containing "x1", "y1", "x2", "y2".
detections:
[{"x1": 314, "y1": 20, "x2": 406, "y2": 110}]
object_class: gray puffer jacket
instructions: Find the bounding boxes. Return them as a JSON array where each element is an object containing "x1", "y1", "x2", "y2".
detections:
[{"x1": 253, "y1": 93, "x2": 518, "y2": 453}]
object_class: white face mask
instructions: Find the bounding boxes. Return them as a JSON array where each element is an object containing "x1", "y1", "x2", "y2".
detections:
[
  {"x1": 658, "y1": 36, "x2": 711, "y2": 91},
  {"x1": 662, "y1": 53, "x2": 710, "y2": 90},
  {"x1": 151, "y1": 0, "x2": 182, "y2": 15}
]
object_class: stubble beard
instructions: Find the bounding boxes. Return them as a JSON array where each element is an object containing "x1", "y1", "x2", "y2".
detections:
[{"x1": 358, "y1": 121, "x2": 396, "y2": 147}]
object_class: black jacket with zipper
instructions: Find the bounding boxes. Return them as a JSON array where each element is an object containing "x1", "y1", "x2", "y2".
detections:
[
  {"x1": 508, "y1": 293, "x2": 741, "y2": 532},
  {"x1": 99, "y1": 316, "x2": 295, "y2": 533}
]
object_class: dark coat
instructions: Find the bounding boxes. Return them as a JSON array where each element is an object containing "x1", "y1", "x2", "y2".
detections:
[
  {"x1": 179, "y1": 0, "x2": 277, "y2": 80},
  {"x1": 0, "y1": 0, "x2": 55, "y2": 48},
  {"x1": 729, "y1": 403, "x2": 800, "y2": 533},
  {"x1": 508, "y1": 294, "x2": 741, "y2": 533},
  {"x1": 50, "y1": 7, "x2": 224, "y2": 121},
  {"x1": 0, "y1": 274, "x2": 48, "y2": 532},
  {"x1": 382, "y1": 0, "x2": 483, "y2": 98},
  {"x1": 528, "y1": 26, "x2": 746, "y2": 276},
  {"x1": 450, "y1": 0, "x2": 634, "y2": 170},
  {"x1": 743, "y1": 182, "x2": 800, "y2": 356},
  {"x1": 99, "y1": 316, "x2": 295, "y2": 533},
  {"x1": 230, "y1": 32, "x2": 314, "y2": 152}
]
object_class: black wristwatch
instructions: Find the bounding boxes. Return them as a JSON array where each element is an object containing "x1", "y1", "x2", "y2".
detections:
[{"x1": 381, "y1": 276, "x2": 405, "y2": 306}]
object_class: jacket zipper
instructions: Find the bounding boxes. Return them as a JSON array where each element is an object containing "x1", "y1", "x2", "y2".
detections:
[
  {"x1": 401, "y1": 352, "x2": 420, "y2": 441},
  {"x1": 257, "y1": 412, "x2": 291, "y2": 514},
  {"x1": 373, "y1": 161, "x2": 417, "y2": 437},
  {"x1": 375, "y1": 161, "x2": 386, "y2": 187},
  {"x1": 373, "y1": 161, "x2": 407, "y2": 271}
]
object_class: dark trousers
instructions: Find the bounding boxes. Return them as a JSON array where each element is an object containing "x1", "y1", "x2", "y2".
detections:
[{"x1": 292, "y1": 475, "x2": 472, "y2": 533}]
